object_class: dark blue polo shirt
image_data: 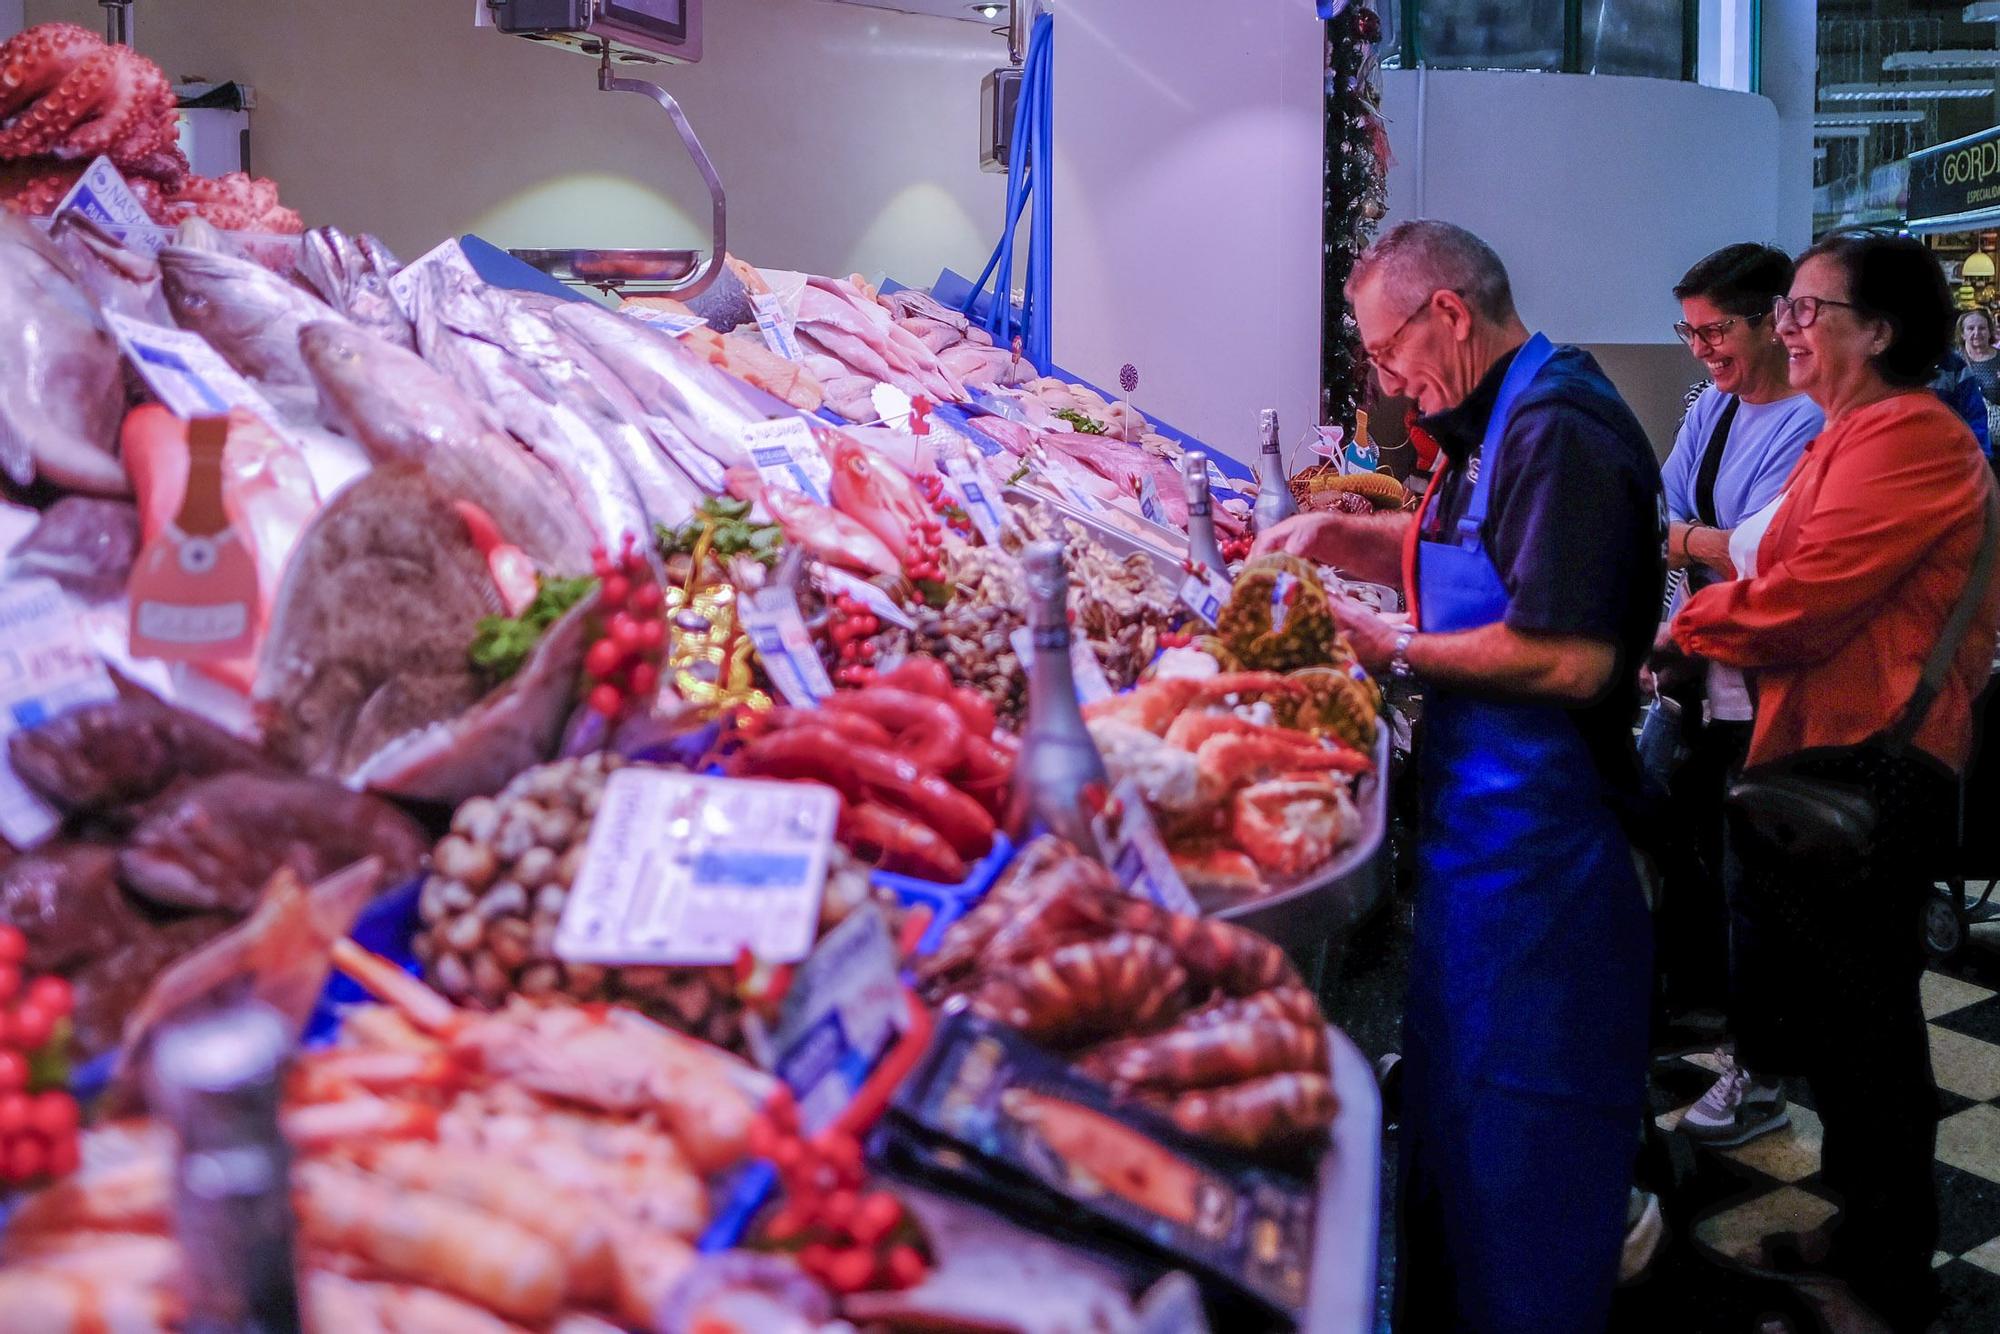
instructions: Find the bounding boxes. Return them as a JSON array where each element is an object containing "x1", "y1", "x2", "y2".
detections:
[{"x1": 1416, "y1": 344, "x2": 1668, "y2": 801}]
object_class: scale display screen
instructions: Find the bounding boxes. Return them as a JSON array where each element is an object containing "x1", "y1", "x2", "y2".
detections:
[
  {"x1": 487, "y1": 0, "x2": 700, "y2": 61},
  {"x1": 604, "y1": 0, "x2": 687, "y2": 41}
]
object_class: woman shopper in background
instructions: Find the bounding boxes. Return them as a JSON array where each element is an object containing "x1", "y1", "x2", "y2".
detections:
[
  {"x1": 1655, "y1": 245, "x2": 1820, "y2": 1149},
  {"x1": 1672, "y1": 233, "x2": 2000, "y2": 1333},
  {"x1": 1958, "y1": 307, "x2": 2000, "y2": 456}
]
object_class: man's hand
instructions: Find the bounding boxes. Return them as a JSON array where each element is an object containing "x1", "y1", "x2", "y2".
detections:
[
  {"x1": 1247, "y1": 508, "x2": 1414, "y2": 586},
  {"x1": 1252, "y1": 513, "x2": 1350, "y2": 562},
  {"x1": 1327, "y1": 596, "x2": 1404, "y2": 675}
]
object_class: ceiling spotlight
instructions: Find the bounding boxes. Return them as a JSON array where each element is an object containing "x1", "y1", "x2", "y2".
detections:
[{"x1": 972, "y1": 3, "x2": 1004, "y2": 16}]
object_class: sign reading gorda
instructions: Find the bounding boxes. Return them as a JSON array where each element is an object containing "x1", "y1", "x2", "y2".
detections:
[{"x1": 1910, "y1": 124, "x2": 2000, "y2": 227}]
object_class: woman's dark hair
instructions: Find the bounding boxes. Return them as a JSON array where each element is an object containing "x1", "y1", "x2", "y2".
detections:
[
  {"x1": 1673, "y1": 242, "x2": 1794, "y2": 320},
  {"x1": 1797, "y1": 231, "x2": 1954, "y2": 387}
]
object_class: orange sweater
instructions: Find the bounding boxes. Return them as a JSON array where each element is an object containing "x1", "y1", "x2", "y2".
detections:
[{"x1": 1674, "y1": 391, "x2": 2000, "y2": 771}]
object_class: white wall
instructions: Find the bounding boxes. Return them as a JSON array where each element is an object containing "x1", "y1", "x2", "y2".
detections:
[
  {"x1": 1380, "y1": 69, "x2": 1781, "y2": 346},
  {"x1": 0, "y1": 3, "x2": 22, "y2": 40},
  {"x1": 1051, "y1": 0, "x2": 1325, "y2": 466},
  {"x1": 1759, "y1": 0, "x2": 1818, "y2": 253},
  {"x1": 22, "y1": 0, "x2": 1007, "y2": 282}
]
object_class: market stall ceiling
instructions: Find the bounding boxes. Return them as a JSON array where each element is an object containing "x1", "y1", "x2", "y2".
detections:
[{"x1": 817, "y1": 0, "x2": 1008, "y2": 24}]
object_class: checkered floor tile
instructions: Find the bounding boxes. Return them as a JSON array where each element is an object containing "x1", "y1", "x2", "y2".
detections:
[{"x1": 1642, "y1": 939, "x2": 2000, "y2": 1331}]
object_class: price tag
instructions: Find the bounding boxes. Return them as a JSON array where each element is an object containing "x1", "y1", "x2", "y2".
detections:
[
  {"x1": 1270, "y1": 570, "x2": 1298, "y2": 635},
  {"x1": 1138, "y1": 473, "x2": 1168, "y2": 526},
  {"x1": 55, "y1": 157, "x2": 155, "y2": 245},
  {"x1": 741, "y1": 417, "x2": 832, "y2": 507},
  {"x1": 1178, "y1": 568, "x2": 1234, "y2": 627},
  {"x1": 773, "y1": 905, "x2": 907, "y2": 1133},
  {"x1": 870, "y1": 383, "x2": 916, "y2": 431},
  {"x1": 1038, "y1": 459, "x2": 1106, "y2": 514},
  {"x1": 816, "y1": 567, "x2": 915, "y2": 630},
  {"x1": 0, "y1": 579, "x2": 118, "y2": 850},
  {"x1": 386, "y1": 238, "x2": 473, "y2": 316},
  {"x1": 1092, "y1": 779, "x2": 1200, "y2": 915},
  {"x1": 626, "y1": 308, "x2": 708, "y2": 337},
  {"x1": 943, "y1": 457, "x2": 1005, "y2": 545},
  {"x1": 1010, "y1": 626, "x2": 1114, "y2": 704},
  {"x1": 105, "y1": 313, "x2": 280, "y2": 422},
  {"x1": 752, "y1": 291, "x2": 805, "y2": 361},
  {"x1": 557, "y1": 768, "x2": 836, "y2": 967},
  {"x1": 741, "y1": 584, "x2": 835, "y2": 706}
]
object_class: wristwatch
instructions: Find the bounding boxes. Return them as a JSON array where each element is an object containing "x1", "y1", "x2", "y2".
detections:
[{"x1": 1389, "y1": 628, "x2": 1416, "y2": 682}]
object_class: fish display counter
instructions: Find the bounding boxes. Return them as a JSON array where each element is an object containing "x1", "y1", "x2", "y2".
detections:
[{"x1": 0, "y1": 20, "x2": 1386, "y2": 1331}]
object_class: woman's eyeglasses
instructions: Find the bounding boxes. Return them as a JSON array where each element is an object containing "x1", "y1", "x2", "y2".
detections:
[
  {"x1": 1672, "y1": 314, "x2": 1762, "y2": 348},
  {"x1": 1772, "y1": 295, "x2": 1861, "y2": 329}
]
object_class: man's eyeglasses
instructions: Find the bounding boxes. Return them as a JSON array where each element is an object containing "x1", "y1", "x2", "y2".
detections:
[
  {"x1": 1672, "y1": 314, "x2": 1762, "y2": 348},
  {"x1": 1364, "y1": 290, "x2": 1455, "y2": 366},
  {"x1": 1772, "y1": 295, "x2": 1861, "y2": 329}
]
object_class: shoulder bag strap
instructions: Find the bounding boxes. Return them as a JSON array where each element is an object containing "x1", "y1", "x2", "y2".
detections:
[
  {"x1": 1888, "y1": 484, "x2": 2000, "y2": 746},
  {"x1": 1692, "y1": 395, "x2": 1740, "y2": 529}
]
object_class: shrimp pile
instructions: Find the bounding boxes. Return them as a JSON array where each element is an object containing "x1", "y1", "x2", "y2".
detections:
[
  {"x1": 916, "y1": 838, "x2": 1339, "y2": 1157},
  {"x1": 0, "y1": 940, "x2": 778, "y2": 1333}
]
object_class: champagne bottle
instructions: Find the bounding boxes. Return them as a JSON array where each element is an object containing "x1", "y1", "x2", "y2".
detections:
[
  {"x1": 1009, "y1": 540, "x2": 1110, "y2": 857},
  {"x1": 151, "y1": 1004, "x2": 301, "y2": 1334},
  {"x1": 1181, "y1": 449, "x2": 1230, "y2": 579},
  {"x1": 128, "y1": 414, "x2": 259, "y2": 662},
  {"x1": 1251, "y1": 408, "x2": 1298, "y2": 533}
]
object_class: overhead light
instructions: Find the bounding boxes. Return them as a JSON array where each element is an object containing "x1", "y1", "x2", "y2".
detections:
[
  {"x1": 971, "y1": 2, "x2": 1003, "y2": 14},
  {"x1": 1966, "y1": 251, "x2": 1997, "y2": 278},
  {"x1": 1885, "y1": 49, "x2": 2000, "y2": 72},
  {"x1": 1815, "y1": 109, "x2": 1928, "y2": 127},
  {"x1": 1822, "y1": 80, "x2": 1995, "y2": 101},
  {"x1": 1968, "y1": 1, "x2": 2000, "y2": 21}
]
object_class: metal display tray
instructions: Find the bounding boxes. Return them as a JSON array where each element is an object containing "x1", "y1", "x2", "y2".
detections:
[
  {"x1": 1000, "y1": 481, "x2": 1190, "y2": 589},
  {"x1": 1211, "y1": 719, "x2": 1391, "y2": 965},
  {"x1": 1308, "y1": 1024, "x2": 1384, "y2": 1334}
]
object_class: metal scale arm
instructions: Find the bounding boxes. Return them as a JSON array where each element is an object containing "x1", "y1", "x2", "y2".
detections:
[{"x1": 598, "y1": 45, "x2": 726, "y2": 298}]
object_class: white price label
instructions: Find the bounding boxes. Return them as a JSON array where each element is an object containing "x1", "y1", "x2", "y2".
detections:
[
  {"x1": 741, "y1": 417, "x2": 832, "y2": 507},
  {"x1": 1093, "y1": 779, "x2": 1200, "y2": 916},
  {"x1": 1178, "y1": 568, "x2": 1234, "y2": 627},
  {"x1": 55, "y1": 157, "x2": 155, "y2": 246},
  {"x1": 943, "y1": 457, "x2": 1005, "y2": 545},
  {"x1": 1010, "y1": 626, "x2": 1114, "y2": 705},
  {"x1": 557, "y1": 769, "x2": 836, "y2": 967},
  {"x1": 1138, "y1": 473, "x2": 1168, "y2": 526},
  {"x1": 0, "y1": 580, "x2": 118, "y2": 850},
  {"x1": 386, "y1": 238, "x2": 482, "y2": 317},
  {"x1": 626, "y1": 308, "x2": 709, "y2": 337},
  {"x1": 741, "y1": 584, "x2": 835, "y2": 706},
  {"x1": 1040, "y1": 462, "x2": 1106, "y2": 514},
  {"x1": 816, "y1": 567, "x2": 915, "y2": 630},
  {"x1": 752, "y1": 291, "x2": 805, "y2": 361},
  {"x1": 773, "y1": 905, "x2": 906, "y2": 1132},
  {"x1": 106, "y1": 313, "x2": 281, "y2": 423}
]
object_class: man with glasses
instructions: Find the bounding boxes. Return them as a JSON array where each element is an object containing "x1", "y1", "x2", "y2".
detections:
[{"x1": 1256, "y1": 220, "x2": 1664, "y2": 1333}]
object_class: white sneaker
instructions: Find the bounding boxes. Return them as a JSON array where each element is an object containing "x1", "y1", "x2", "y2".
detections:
[
  {"x1": 1619, "y1": 1188, "x2": 1665, "y2": 1285},
  {"x1": 1678, "y1": 1052, "x2": 1789, "y2": 1147}
]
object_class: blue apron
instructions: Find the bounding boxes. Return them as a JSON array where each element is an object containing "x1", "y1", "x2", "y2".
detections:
[{"x1": 1393, "y1": 336, "x2": 1653, "y2": 1333}]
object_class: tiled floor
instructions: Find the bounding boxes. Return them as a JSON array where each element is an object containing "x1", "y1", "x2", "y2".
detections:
[{"x1": 1329, "y1": 878, "x2": 2000, "y2": 1332}]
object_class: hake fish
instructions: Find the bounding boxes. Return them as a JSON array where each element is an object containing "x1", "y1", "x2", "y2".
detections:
[
  {"x1": 157, "y1": 243, "x2": 342, "y2": 422},
  {"x1": 298, "y1": 319, "x2": 596, "y2": 573},
  {"x1": 404, "y1": 267, "x2": 655, "y2": 552},
  {"x1": 299, "y1": 225, "x2": 415, "y2": 351},
  {"x1": 0, "y1": 213, "x2": 127, "y2": 495},
  {"x1": 550, "y1": 300, "x2": 772, "y2": 484}
]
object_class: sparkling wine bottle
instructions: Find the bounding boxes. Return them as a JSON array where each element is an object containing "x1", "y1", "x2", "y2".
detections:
[
  {"x1": 1252, "y1": 408, "x2": 1298, "y2": 533},
  {"x1": 1009, "y1": 540, "x2": 1110, "y2": 857},
  {"x1": 1181, "y1": 449, "x2": 1230, "y2": 579},
  {"x1": 151, "y1": 1005, "x2": 301, "y2": 1334}
]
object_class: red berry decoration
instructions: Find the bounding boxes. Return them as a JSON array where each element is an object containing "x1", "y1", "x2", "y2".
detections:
[
  {"x1": 587, "y1": 683, "x2": 625, "y2": 718},
  {"x1": 0, "y1": 926, "x2": 24, "y2": 967},
  {"x1": 10, "y1": 1003, "x2": 51, "y2": 1054}
]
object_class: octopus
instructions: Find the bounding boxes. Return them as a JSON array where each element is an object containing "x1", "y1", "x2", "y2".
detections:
[
  {"x1": 0, "y1": 23, "x2": 180, "y2": 171},
  {"x1": 0, "y1": 157, "x2": 162, "y2": 219},
  {"x1": 160, "y1": 170, "x2": 304, "y2": 235}
]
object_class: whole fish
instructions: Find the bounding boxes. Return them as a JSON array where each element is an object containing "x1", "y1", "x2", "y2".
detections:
[
  {"x1": 727, "y1": 469, "x2": 898, "y2": 578},
  {"x1": 406, "y1": 269, "x2": 656, "y2": 552},
  {"x1": 48, "y1": 212, "x2": 169, "y2": 325},
  {"x1": 157, "y1": 243, "x2": 341, "y2": 421},
  {"x1": 0, "y1": 213, "x2": 127, "y2": 494},
  {"x1": 299, "y1": 225, "x2": 415, "y2": 351},
  {"x1": 346, "y1": 592, "x2": 596, "y2": 804},
  {"x1": 550, "y1": 300, "x2": 773, "y2": 483},
  {"x1": 298, "y1": 320, "x2": 595, "y2": 572},
  {"x1": 827, "y1": 429, "x2": 928, "y2": 554},
  {"x1": 254, "y1": 465, "x2": 502, "y2": 779}
]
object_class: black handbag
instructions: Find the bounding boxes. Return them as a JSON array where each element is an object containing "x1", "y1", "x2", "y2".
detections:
[{"x1": 1726, "y1": 487, "x2": 2000, "y2": 873}]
